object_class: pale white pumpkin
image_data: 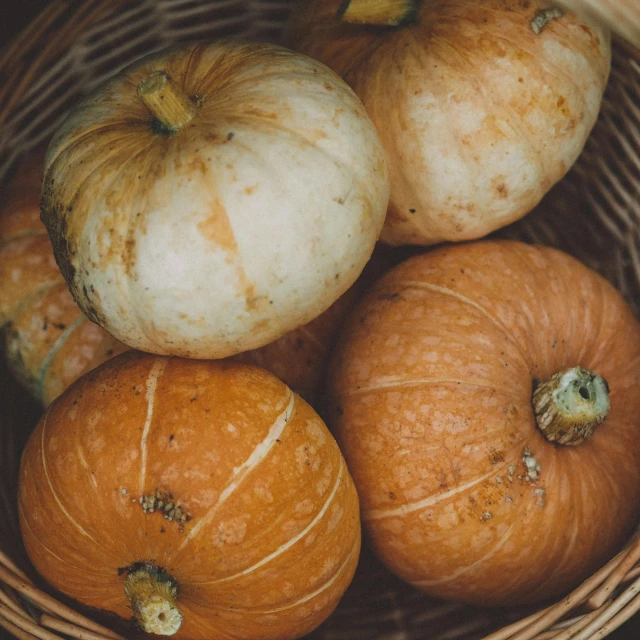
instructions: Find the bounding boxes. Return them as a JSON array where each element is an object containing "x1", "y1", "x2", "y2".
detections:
[
  {"x1": 288, "y1": 0, "x2": 612, "y2": 245},
  {"x1": 42, "y1": 41, "x2": 389, "y2": 358}
]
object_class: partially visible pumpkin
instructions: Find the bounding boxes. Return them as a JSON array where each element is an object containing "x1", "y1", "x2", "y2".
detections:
[
  {"x1": 327, "y1": 240, "x2": 640, "y2": 606},
  {"x1": 19, "y1": 352, "x2": 360, "y2": 639},
  {"x1": 558, "y1": 0, "x2": 640, "y2": 48},
  {"x1": 41, "y1": 40, "x2": 389, "y2": 359},
  {"x1": 287, "y1": 0, "x2": 611, "y2": 245},
  {"x1": 0, "y1": 153, "x2": 127, "y2": 407}
]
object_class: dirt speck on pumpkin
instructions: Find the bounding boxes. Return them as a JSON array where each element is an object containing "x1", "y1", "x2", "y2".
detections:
[
  {"x1": 522, "y1": 450, "x2": 541, "y2": 482},
  {"x1": 139, "y1": 489, "x2": 192, "y2": 529}
]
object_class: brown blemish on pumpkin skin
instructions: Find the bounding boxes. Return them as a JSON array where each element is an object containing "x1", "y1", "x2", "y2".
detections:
[{"x1": 198, "y1": 198, "x2": 238, "y2": 252}]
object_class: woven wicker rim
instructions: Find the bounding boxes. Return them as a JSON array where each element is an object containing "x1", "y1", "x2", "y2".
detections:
[{"x1": 1, "y1": 1, "x2": 640, "y2": 639}]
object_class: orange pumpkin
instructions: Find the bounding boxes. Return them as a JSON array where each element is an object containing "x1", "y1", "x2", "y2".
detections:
[
  {"x1": 287, "y1": 0, "x2": 611, "y2": 245},
  {"x1": 327, "y1": 240, "x2": 640, "y2": 606},
  {"x1": 0, "y1": 153, "x2": 127, "y2": 406},
  {"x1": 19, "y1": 351, "x2": 360, "y2": 639}
]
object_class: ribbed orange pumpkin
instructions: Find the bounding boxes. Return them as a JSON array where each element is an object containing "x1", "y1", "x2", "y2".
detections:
[
  {"x1": 19, "y1": 352, "x2": 360, "y2": 639},
  {"x1": 0, "y1": 152, "x2": 127, "y2": 406},
  {"x1": 287, "y1": 0, "x2": 611, "y2": 245},
  {"x1": 327, "y1": 240, "x2": 640, "y2": 606}
]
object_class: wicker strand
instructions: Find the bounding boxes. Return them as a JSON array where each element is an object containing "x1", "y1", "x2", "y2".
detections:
[
  {"x1": 0, "y1": 1, "x2": 109, "y2": 125},
  {"x1": 533, "y1": 606, "x2": 614, "y2": 640},
  {"x1": 40, "y1": 615, "x2": 123, "y2": 640},
  {"x1": 588, "y1": 534, "x2": 640, "y2": 609},
  {"x1": 0, "y1": 587, "x2": 30, "y2": 620},
  {"x1": 0, "y1": 1, "x2": 67, "y2": 74},
  {"x1": 0, "y1": 565, "x2": 125, "y2": 640},
  {"x1": 481, "y1": 546, "x2": 627, "y2": 640},
  {"x1": 0, "y1": 615, "x2": 40, "y2": 640},
  {"x1": 0, "y1": 602, "x2": 61, "y2": 640},
  {"x1": 0, "y1": 549, "x2": 30, "y2": 582},
  {"x1": 571, "y1": 577, "x2": 640, "y2": 640},
  {"x1": 586, "y1": 593, "x2": 640, "y2": 640}
]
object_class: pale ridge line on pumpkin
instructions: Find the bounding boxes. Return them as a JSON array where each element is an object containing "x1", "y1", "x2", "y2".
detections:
[
  {"x1": 0, "y1": 227, "x2": 47, "y2": 247},
  {"x1": 400, "y1": 280, "x2": 532, "y2": 367},
  {"x1": 40, "y1": 407, "x2": 99, "y2": 544},
  {"x1": 18, "y1": 500, "x2": 113, "y2": 577},
  {"x1": 247, "y1": 537, "x2": 359, "y2": 615},
  {"x1": 175, "y1": 391, "x2": 296, "y2": 555},
  {"x1": 364, "y1": 469, "x2": 496, "y2": 520},
  {"x1": 414, "y1": 521, "x2": 517, "y2": 588},
  {"x1": 338, "y1": 377, "x2": 499, "y2": 398},
  {"x1": 138, "y1": 358, "x2": 168, "y2": 496},
  {"x1": 193, "y1": 456, "x2": 345, "y2": 585},
  {"x1": 295, "y1": 324, "x2": 325, "y2": 351},
  {"x1": 35, "y1": 314, "x2": 86, "y2": 403}
]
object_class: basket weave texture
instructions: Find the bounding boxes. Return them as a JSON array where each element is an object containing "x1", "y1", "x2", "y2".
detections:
[{"x1": 1, "y1": 1, "x2": 640, "y2": 639}]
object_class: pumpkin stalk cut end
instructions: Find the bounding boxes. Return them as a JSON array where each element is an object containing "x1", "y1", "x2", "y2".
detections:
[
  {"x1": 531, "y1": 7, "x2": 564, "y2": 35},
  {"x1": 532, "y1": 366, "x2": 610, "y2": 446},
  {"x1": 124, "y1": 563, "x2": 182, "y2": 635},
  {"x1": 137, "y1": 71, "x2": 196, "y2": 133},
  {"x1": 337, "y1": 0, "x2": 417, "y2": 26}
]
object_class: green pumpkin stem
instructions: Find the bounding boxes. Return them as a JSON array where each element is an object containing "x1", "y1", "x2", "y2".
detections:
[
  {"x1": 337, "y1": 0, "x2": 418, "y2": 26},
  {"x1": 124, "y1": 563, "x2": 182, "y2": 635},
  {"x1": 532, "y1": 366, "x2": 610, "y2": 446}
]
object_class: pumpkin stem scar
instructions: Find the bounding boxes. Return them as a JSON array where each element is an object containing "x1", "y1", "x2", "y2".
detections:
[
  {"x1": 123, "y1": 563, "x2": 182, "y2": 635},
  {"x1": 532, "y1": 366, "x2": 610, "y2": 446},
  {"x1": 531, "y1": 7, "x2": 564, "y2": 35},
  {"x1": 137, "y1": 71, "x2": 196, "y2": 134},
  {"x1": 337, "y1": 0, "x2": 419, "y2": 26}
]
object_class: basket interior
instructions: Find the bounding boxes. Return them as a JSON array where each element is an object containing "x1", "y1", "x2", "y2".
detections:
[{"x1": 1, "y1": 1, "x2": 640, "y2": 639}]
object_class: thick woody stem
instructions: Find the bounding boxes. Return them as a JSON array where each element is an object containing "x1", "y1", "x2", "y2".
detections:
[
  {"x1": 124, "y1": 563, "x2": 182, "y2": 635},
  {"x1": 532, "y1": 366, "x2": 610, "y2": 446},
  {"x1": 137, "y1": 71, "x2": 196, "y2": 133},
  {"x1": 337, "y1": 0, "x2": 418, "y2": 26}
]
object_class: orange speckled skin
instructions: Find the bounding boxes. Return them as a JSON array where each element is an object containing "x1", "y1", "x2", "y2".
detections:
[
  {"x1": 287, "y1": 0, "x2": 611, "y2": 245},
  {"x1": 327, "y1": 240, "x2": 640, "y2": 606},
  {"x1": 0, "y1": 153, "x2": 127, "y2": 406},
  {"x1": 19, "y1": 352, "x2": 361, "y2": 640}
]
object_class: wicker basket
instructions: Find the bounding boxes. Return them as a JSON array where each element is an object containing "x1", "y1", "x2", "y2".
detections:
[{"x1": 1, "y1": 1, "x2": 640, "y2": 639}]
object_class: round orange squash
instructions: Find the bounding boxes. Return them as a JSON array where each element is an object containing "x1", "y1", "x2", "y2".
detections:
[
  {"x1": 19, "y1": 352, "x2": 360, "y2": 639},
  {"x1": 287, "y1": 0, "x2": 611, "y2": 245},
  {"x1": 327, "y1": 239, "x2": 640, "y2": 606},
  {"x1": 0, "y1": 152, "x2": 127, "y2": 406}
]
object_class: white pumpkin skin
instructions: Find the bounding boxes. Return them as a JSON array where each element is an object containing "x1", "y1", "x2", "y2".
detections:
[
  {"x1": 288, "y1": 0, "x2": 611, "y2": 245},
  {"x1": 42, "y1": 41, "x2": 389, "y2": 358}
]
